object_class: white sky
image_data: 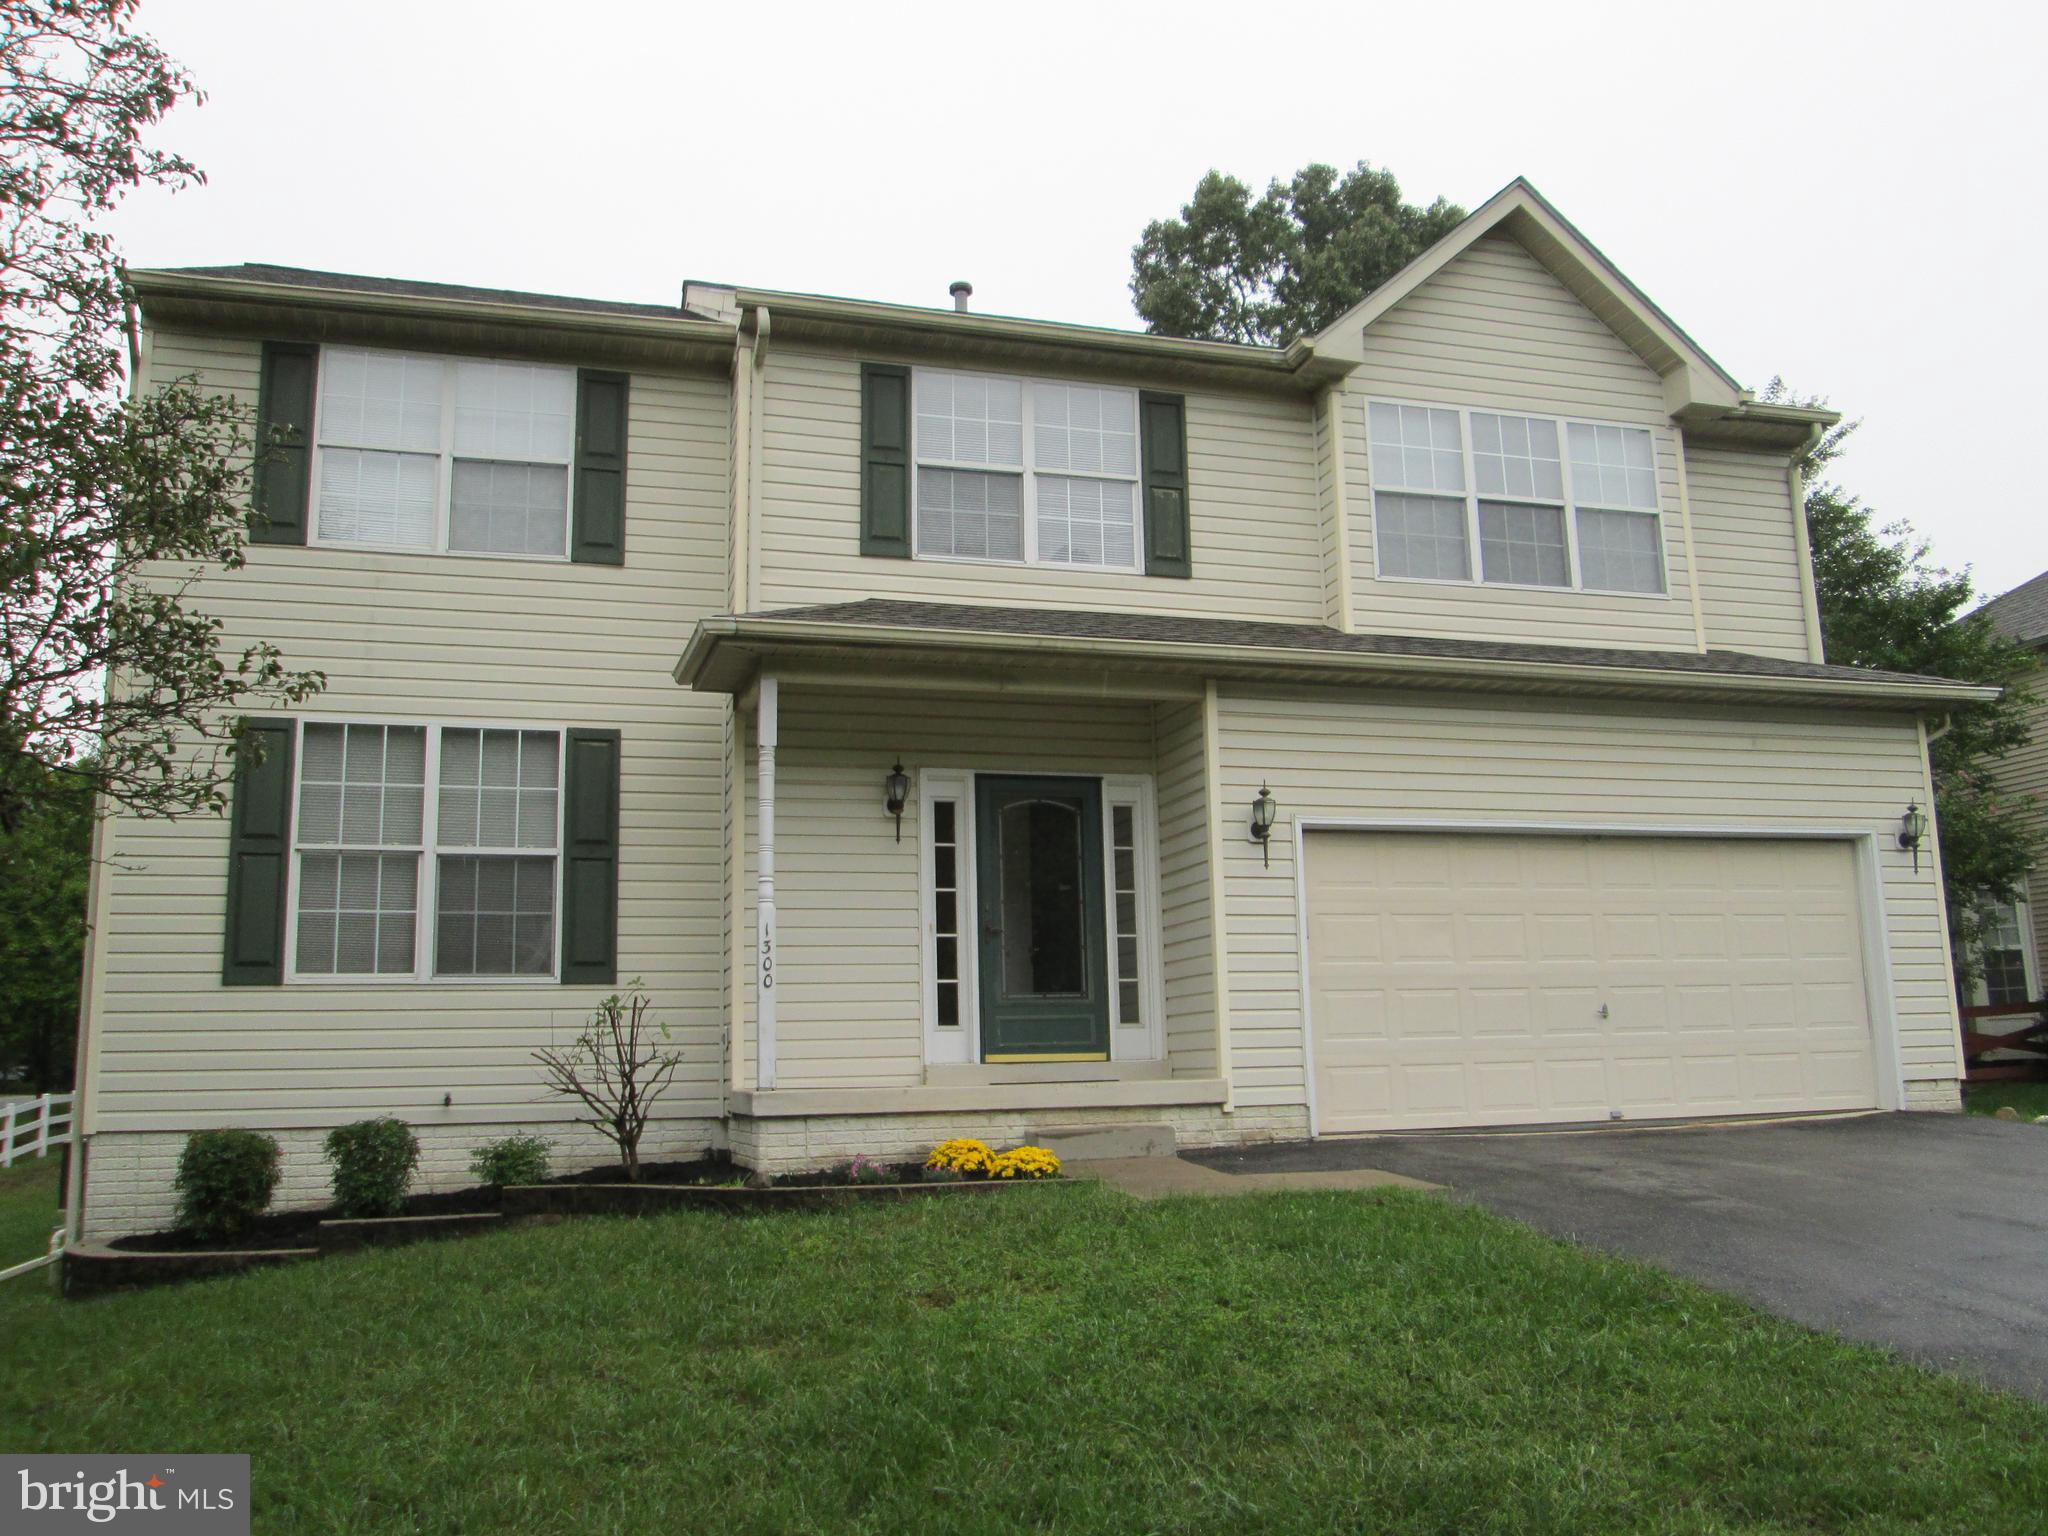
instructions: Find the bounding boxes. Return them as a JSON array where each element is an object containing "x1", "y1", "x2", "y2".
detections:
[{"x1": 111, "y1": 0, "x2": 2048, "y2": 599}]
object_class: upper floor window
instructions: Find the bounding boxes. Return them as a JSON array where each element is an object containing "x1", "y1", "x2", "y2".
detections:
[
  {"x1": 913, "y1": 368, "x2": 1141, "y2": 570},
  {"x1": 314, "y1": 347, "x2": 577, "y2": 559},
  {"x1": 1367, "y1": 401, "x2": 1666, "y2": 595}
]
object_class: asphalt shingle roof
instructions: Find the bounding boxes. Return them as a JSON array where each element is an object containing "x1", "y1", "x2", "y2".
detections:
[
  {"x1": 742, "y1": 599, "x2": 1972, "y2": 689},
  {"x1": 141, "y1": 263, "x2": 689, "y2": 322},
  {"x1": 1979, "y1": 570, "x2": 2048, "y2": 646}
]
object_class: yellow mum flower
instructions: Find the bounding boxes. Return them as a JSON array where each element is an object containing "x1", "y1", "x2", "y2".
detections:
[
  {"x1": 989, "y1": 1146, "x2": 1062, "y2": 1180},
  {"x1": 924, "y1": 1138, "x2": 996, "y2": 1176}
]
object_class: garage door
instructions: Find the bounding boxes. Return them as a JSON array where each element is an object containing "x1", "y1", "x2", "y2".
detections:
[{"x1": 1305, "y1": 832, "x2": 1881, "y2": 1133}]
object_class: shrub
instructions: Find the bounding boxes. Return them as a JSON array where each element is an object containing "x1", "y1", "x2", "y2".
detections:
[
  {"x1": 172, "y1": 1129, "x2": 282, "y2": 1239},
  {"x1": 469, "y1": 1134, "x2": 552, "y2": 1189},
  {"x1": 533, "y1": 983, "x2": 680, "y2": 1181},
  {"x1": 990, "y1": 1146, "x2": 1062, "y2": 1180},
  {"x1": 836, "y1": 1153, "x2": 893, "y2": 1185},
  {"x1": 323, "y1": 1117, "x2": 420, "y2": 1217},
  {"x1": 924, "y1": 1138, "x2": 995, "y2": 1177}
]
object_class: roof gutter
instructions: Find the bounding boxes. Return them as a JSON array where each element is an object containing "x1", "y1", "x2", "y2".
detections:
[
  {"x1": 674, "y1": 615, "x2": 2000, "y2": 710},
  {"x1": 127, "y1": 269, "x2": 739, "y2": 348}
]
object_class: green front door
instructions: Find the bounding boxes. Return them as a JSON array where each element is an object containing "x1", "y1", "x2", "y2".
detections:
[{"x1": 975, "y1": 775, "x2": 1110, "y2": 1060}]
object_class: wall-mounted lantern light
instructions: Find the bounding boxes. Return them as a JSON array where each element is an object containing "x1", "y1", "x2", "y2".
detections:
[
  {"x1": 1899, "y1": 800, "x2": 1929, "y2": 872},
  {"x1": 885, "y1": 761, "x2": 910, "y2": 842},
  {"x1": 1249, "y1": 781, "x2": 1277, "y2": 867}
]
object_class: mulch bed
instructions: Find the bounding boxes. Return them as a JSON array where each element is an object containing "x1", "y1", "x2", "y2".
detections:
[{"x1": 107, "y1": 1157, "x2": 737, "y2": 1253}]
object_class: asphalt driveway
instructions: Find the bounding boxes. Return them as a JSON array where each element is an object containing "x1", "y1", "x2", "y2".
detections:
[{"x1": 1189, "y1": 1113, "x2": 2048, "y2": 1401}]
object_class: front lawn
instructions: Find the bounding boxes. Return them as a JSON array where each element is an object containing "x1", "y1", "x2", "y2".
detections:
[
  {"x1": 0, "y1": 1157, "x2": 59, "y2": 1269},
  {"x1": 2, "y1": 1181, "x2": 2044, "y2": 1533},
  {"x1": 1964, "y1": 1080, "x2": 2048, "y2": 1120}
]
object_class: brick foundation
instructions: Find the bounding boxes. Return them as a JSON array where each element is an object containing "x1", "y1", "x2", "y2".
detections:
[{"x1": 727, "y1": 1102, "x2": 1310, "y2": 1175}]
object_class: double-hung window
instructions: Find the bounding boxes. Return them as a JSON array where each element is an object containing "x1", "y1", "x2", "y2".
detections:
[
  {"x1": 313, "y1": 346, "x2": 577, "y2": 558},
  {"x1": 913, "y1": 368, "x2": 1140, "y2": 570},
  {"x1": 1976, "y1": 897, "x2": 2037, "y2": 1007},
  {"x1": 290, "y1": 721, "x2": 563, "y2": 981},
  {"x1": 1367, "y1": 401, "x2": 1667, "y2": 595}
]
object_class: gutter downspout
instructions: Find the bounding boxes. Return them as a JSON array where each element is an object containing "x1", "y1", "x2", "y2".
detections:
[
  {"x1": 1790, "y1": 424, "x2": 1827, "y2": 664},
  {"x1": 748, "y1": 306, "x2": 770, "y2": 615},
  {"x1": 731, "y1": 331, "x2": 755, "y2": 614}
]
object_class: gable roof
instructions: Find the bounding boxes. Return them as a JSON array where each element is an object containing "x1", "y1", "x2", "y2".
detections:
[
  {"x1": 1979, "y1": 570, "x2": 2048, "y2": 647},
  {"x1": 1309, "y1": 178, "x2": 1754, "y2": 422}
]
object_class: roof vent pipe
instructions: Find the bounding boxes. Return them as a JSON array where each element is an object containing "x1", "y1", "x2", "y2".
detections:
[{"x1": 949, "y1": 280, "x2": 972, "y2": 313}]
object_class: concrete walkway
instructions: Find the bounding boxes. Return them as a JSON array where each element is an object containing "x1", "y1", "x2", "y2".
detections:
[{"x1": 1071, "y1": 1156, "x2": 1436, "y2": 1200}]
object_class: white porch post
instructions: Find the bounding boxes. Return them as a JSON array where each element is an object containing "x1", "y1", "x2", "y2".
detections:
[{"x1": 756, "y1": 674, "x2": 779, "y2": 1091}]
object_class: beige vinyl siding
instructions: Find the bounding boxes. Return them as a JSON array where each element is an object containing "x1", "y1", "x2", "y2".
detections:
[
  {"x1": 733, "y1": 687, "x2": 1221, "y2": 1089},
  {"x1": 1154, "y1": 700, "x2": 1217, "y2": 1076},
  {"x1": 1213, "y1": 685, "x2": 1961, "y2": 1112},
  {"x1": 1684, "y1": 444, "x2": 1812, "y2": 661},
  {"x1": 1341, "y1": 231, "x2": 1702, "y2": 652},
  {"x1": 87, "y1": 331, "x2": 732, "y2": 1132},
  {"x1": 1991, "y1": 661, "x2": 2048, "y2": 975},
  {"x1": 1312, "y1": 392, "x2": 1345, "y2": 627},
  {"x1": 751, "y1": 348, "x2": 1326, "y2": 622}
]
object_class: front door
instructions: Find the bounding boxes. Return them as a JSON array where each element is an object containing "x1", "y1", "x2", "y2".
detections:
[{"x1": 975, "y1": 775, "x2": 1110, "y2": 1060}]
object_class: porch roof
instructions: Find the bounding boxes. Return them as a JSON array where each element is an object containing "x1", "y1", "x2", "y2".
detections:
[{"x1": 675, "y1": 599, "x2": 2000, "y2": 711}]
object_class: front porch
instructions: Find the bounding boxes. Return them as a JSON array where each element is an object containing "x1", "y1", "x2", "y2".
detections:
[{"x1": 696, "y1": 648, "x2": 1246, "y2": 1168}]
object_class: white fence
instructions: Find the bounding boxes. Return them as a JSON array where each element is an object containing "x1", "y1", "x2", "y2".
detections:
[{"x1": 1, "y1": 1093, "x2": 74, "y2": 1168}]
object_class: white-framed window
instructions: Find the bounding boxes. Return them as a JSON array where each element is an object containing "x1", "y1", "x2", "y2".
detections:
[
  {"x1": 312, "y1": 346, "x2": 577, "y2": 559},
  {"x1": 1366, "y1": 399, "x2": 1668, "y2": 595},
  {"x1": 918, "y1": 770, "x2": 1161, "y2": 1066},
  {"x1": 1974, "y1": 895, "x2": 2039, "y2": 1007},
  {"x1": 287, "y1": 719, "x2": 564, "y2": 982},
  {"x1": 912, "y1": 368, "x2": 1141, "y2": 571}
]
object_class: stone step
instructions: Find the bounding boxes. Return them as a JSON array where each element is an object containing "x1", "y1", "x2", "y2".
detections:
[{"x1": 1029, "y1": 1122, "x2": 1178, "y2": 1162}]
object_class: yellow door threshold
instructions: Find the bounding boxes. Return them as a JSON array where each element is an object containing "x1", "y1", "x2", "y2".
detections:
[{"x1": 985, "y1": 1053, "x2": 1111, "y2": 1064}]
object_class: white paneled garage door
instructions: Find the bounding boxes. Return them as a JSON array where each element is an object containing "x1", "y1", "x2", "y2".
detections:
[{"x1": 1305, "y1": 831, "x2": 1881, "y2": 1133}]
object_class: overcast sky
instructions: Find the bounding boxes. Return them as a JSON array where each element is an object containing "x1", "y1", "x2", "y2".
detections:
[{"x1": 111, "y1": 0, "x2": 2047, "y2": 599}]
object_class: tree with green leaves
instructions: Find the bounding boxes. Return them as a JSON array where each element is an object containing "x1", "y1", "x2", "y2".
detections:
[
  {"x1": 1130, "y1": 161, "x2": 1465, "y2": 347},
  {"x1": 2, "y1": 0, "x2": 323, "y2": 838},
  {"x1": 1768, "y1": 382, "x2": 2041, "y2": 987},
  {"x1": 0, "y1": 756, "x2": 91, "y2": 1089}
]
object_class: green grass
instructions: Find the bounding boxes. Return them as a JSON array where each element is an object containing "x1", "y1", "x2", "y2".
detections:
[
  {"x1": 0, "y1": 1157, "x2": 60, "y2": 1269},
  {"x1": 1964, "y1": 1081, "x2": 2048, "y2": 1119},
  {"x1": 3, "y1": 1182, "x2": 2045, "y2": 1534}
]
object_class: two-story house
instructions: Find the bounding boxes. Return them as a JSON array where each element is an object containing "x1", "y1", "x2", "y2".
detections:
[
  {"x1": 1976, "y1": 571, "x2": 2048, "y2": 1003},
  {"x1": 72, "y1": 179, "x2": 1995, "y2": 1235}
]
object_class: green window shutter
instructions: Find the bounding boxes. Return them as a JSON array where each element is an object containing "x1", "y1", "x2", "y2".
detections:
[
  {"x1": 222, "y1": 717, "x2": 295, "y2": 986},
  {"x1": 572, "y1": 370, "x2": 629, "y2": 565},
  {"x1": 252, "y1": 342, "x2": 316, "y2": 545},
  {"x1": 1140, "y1": 391, "x2": 1191, "y2": 578},
  {"x1": 561, "y1": 728, "x2": 622, "y2": 984},
  {"x1": 860, "y1": 362, "x2": 912, "y2": 558}
]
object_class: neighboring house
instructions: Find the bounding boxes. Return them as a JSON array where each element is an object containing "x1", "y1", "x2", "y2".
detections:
[
  {"x1": 1975, "y1": 571, "x2": 2048, "y2": 1004},
  {"x1": 72, "y1": 179, "x2": 1995, "y2": 1236}
]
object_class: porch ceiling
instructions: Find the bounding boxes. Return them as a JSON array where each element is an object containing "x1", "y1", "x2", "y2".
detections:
[{"x1": 674, "y1": 599, "x2": 1998, "y2": 712}]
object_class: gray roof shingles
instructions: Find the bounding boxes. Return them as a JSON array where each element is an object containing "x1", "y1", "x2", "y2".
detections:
[
  {"x1": 139, "y1": 263, "x2": 691, "y2": 323},
  {"x1": 1979, "y1": 570, "x2": 2048, "y2": 646},
  {"x1": 740, "y1": 599, "x2": 1972, "y2": 689}
]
